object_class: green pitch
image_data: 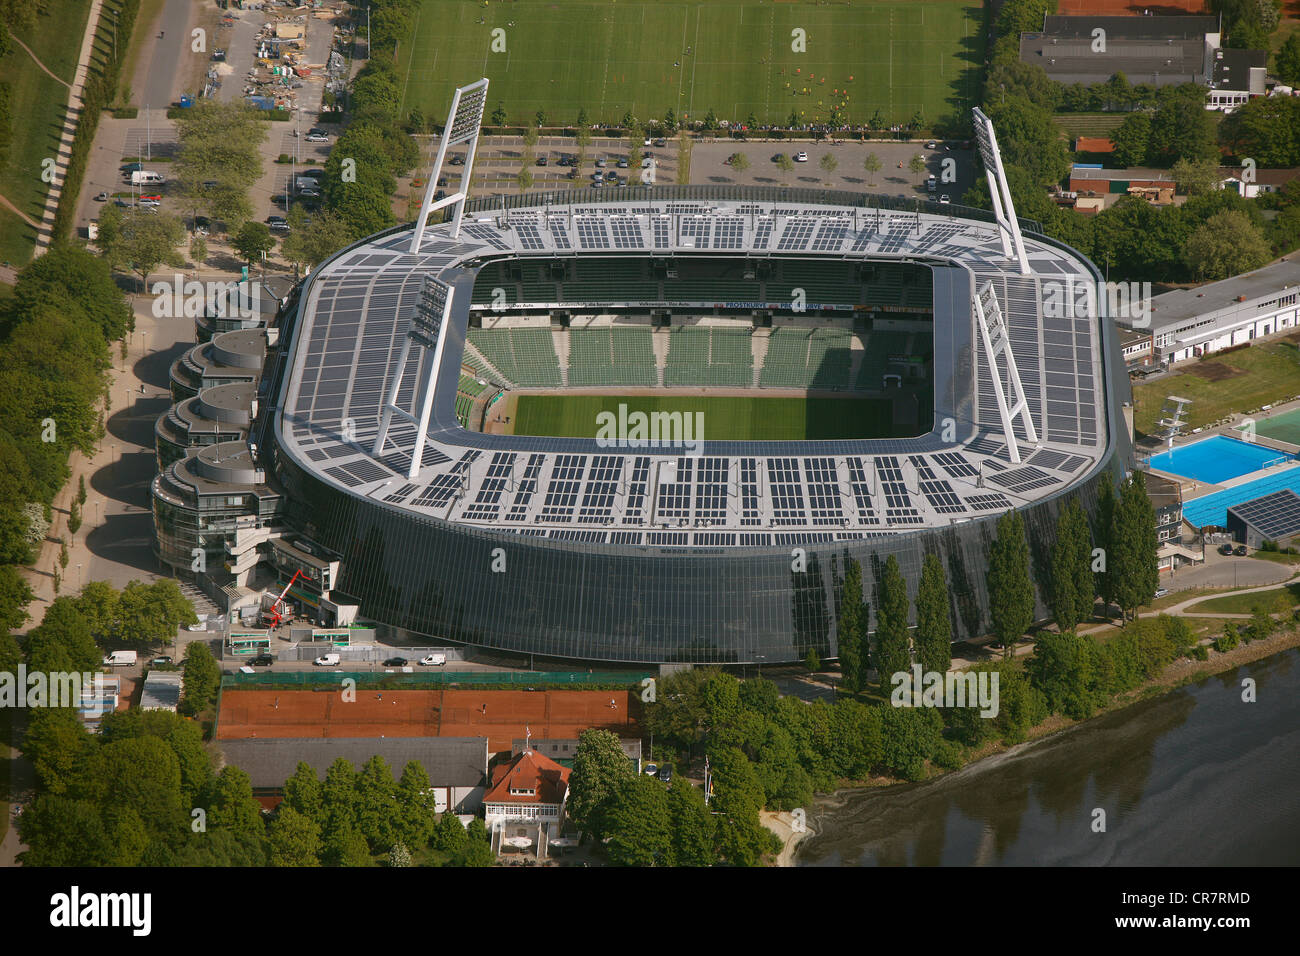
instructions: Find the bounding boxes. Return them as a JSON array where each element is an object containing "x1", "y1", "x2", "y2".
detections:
[
  {"x1": 510, "y1": 394, "x2": 904, "y2": 441},
  {"x1": 396, "y1": 0, "x2": 980, "y2": 129}
]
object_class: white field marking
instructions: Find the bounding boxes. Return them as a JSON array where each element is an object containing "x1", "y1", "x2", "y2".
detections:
[
  {"x1": 673, "y1": 6, "x2": 689, "y2": 108},
  {"x1": 764, "y1": 4, "x2": 774, "y2": 119},
  {"x1": 687, "y1": 6, "x2": 701, "y2": 116},
  {"x1": 889, "y1": 9, "x2": 894, "y2": 117},
  {"x1": 598, "y1": 9, "x2": 615, "y2": 120},
  {"x1": 398, "y1": 4, "x2": 423, "y2": 113}
]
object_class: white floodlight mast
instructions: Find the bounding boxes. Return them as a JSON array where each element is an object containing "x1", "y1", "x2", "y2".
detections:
[
  {"x1": 372, "y1": 276, "x2": 454, "y2": 479},
  {"x1": 409, "y1": 77, "x2": 490, "y2": 254},
  {"x1": 971, "y1": 108, "x2": 1031, "y2": 276},
  {"x1": 973, "y1": 281, "x2": 1039, "y2": 463}
]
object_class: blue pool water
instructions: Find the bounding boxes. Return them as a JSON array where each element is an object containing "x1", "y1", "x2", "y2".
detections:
[
  {"x1": 1182, "y1": 469, "x2": 1300, "y2": 529},
  {"x1": 1148, "y1": 436, "x2": 1292, "y2": 484}
]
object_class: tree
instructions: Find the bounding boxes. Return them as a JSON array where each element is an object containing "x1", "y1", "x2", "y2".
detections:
[
  {"x1": 987, "y1": 510, "x2": 1035, "y2": 658},
  {"x1": 189, "y1": 235, "x2": 207, "y2": 264},
  {"x1": 522, "y1": 123, "x2": 539, "y2": 149},
  {"x1": 874, "y1": 555, "x2": 911, "y2": 688},
  {"x1": 1026, "y1": 631, "x2": 1102, "y2": 719},
  {"x1": 1148, "y1": 91, "x2": 1219, "y2": 165},
  {"x1": 0, "y1": 564, "x2": 34, "y2": 632},
  {"x1": 268, "y1": 806, "x2": 321, "y2": 866},
  {"x1": 836, "y1": 559, "x2": 869, "y2": 692},
  {"x1": 775, "y1": 152, "x2": 795, "y2": 185},
  {"x1": 1112, "y1": 471, "x2": 1160, "y2": 620},
  {"x1": 354, "y1": 755, "x2": 399, "y2": 851},
  {"x1": 604, "y1": 774, "x2": 672, "y2": 866},
  {"x1": 515, "y1": 166, "x2": 534, "y2": 192},
  {"x1": 180, "y1": 640, "x2": 220, "y2": 716},
  {"x1": 232, "y1": 221, "x2": 275, "y2": 267},
  {"x1": 663, "y1": 108, "x2": 677, "y2": 133},
  {"x1": 13, "y1": 245, "x2": 132, "y2": 343},
  {"x1": 281, "y1": 209, "x2": 352, "y2": 270},
  {"x1": 112, "y1": 579, "x2": 196, "y2": 648},
  {"x1": 728, "y1": 152, "x2": 750, "y2": 175},
  {"x1": 576, "y1": 106, "x2": 588, "y2": 127},
  {"x1": 1095, "y1": 477, "x2": 1118, "y2": 616},
  {"x1": 1277, "y1": 32, "x2": 1300, "y2": 86},
  {"x1": 114, "y1": 211, "x2": 186, "y2": 291},
  {"x1": 1183, "y1": 209, "x2": 1271, "y2": 281},
  {"x1": 1110, "y1": 111, "x2": 1152, "y2": 167},
  {"x1": 1171, "y1": 157, "x2": 1222, "y2": 197},
  {"x1": 908, "y1": 152, "x2": 927, "y2": 183},
  {"x1": 282, "y1": 762, "x2": 323, "y2": 821},
  {"x1": 863, "y1": 152, "x2": 881, "y2": 186},
  {"x1": 667, "y1": 778, "x2": 714, "y2": 866},
  {"x1": 566, "y1": 728, "x2": 634, "y2": 836},
  {"x1": 535, "y1": 109, "x2": 547, "y2": 128},
  {"x1": 394, "y1": 761, "x2": 435, "y2": 850},
  {"x1": 208, "y1": 766, "x2": 265, "y2": 841},
  {"x1": 914, "y1": 552, "x2": 951, "y2": 674},
  {"x1": 432, "y1": 811, "x2": 468, "y2": 853},
  {"x1": 819, "y1": 152, "x2": 838, "y2": 184},
  {"x1": 1050, "y1": 497, "x2": 1096, "y2": 632},
  {"x1": 491, "y1": 104, "x2": 507, "y2": 127}
]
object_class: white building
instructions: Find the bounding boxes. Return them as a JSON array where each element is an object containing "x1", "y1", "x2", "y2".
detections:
[{"x1": 1131, "y1": 260, "x2": 1300, "y2": 365}]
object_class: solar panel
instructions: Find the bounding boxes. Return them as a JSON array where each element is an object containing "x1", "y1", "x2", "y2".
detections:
[
  {"x1": 933, "y1": 451, "x2": 979, "y2": 480},
  {"x1": 846, "y1": 457, "x2": 877, "y2": 524},
  {"x1": 514, "y1": 221, "x2": 546, "y2": 250},
  {"x1": 803, "y1": 457, "x2": 843, "y2": 524},
  {"x1": 694, "y1": 457, "x2": 729, "y2": 522},
  {"x1": 909, "y1": 456, "x2": 967, "y2": 514},
  {"x1": 739, "y1": 457, "x2": 762, "y2": 526},
  {"x1": 540, "y1": 454, "x2": 588, "y2": 521},
  {"x1": 680, "y1": 217, "x2": 712, "y2": 248},
  {"x1": 624, "y1": 456, "x2": 652, "y2": 523},
  {"x1": 547, "y1": 217, "x2": 571, "y2": 249},
  {"x1": 609, "y1": 216, "x2": 643, "y2": 249},
  {"x1": 652, "y1": 216, "x2": 671, "y2": 249},
  {"x1": 505, "y1": 453, "x2": 546, "y2": 521},
  {"x1": 753, "y1": 218, "x2": 774, "y2": 249},
  {"x1": 776, "y1": 219, "x2": 817, "y2": 251},
  {"x1": 462, "y1": 452, "x2": 516, "y2": 521},
  {"x1": 987, "y1": 465, "x2": 1057, "y2": 494},
  {"x1": 965, "y1": 493, "x2": 1012, "y2": 511},
  {"x1": 575, "y1": 218, "x2": 611, "y2": 249},
  {"x1": 766, "y1": 457, "x2": 807, "y2": 525},
  {"x1": 714, "y1": 217, "x2": 744, "y2": 249},
  {"x1": 810, "y1": 220, "x2": 850, "y2": 251},
  {"x1": 1227, "y1": 489, "x2": 1300, "y2": 539},
  {"x1": 412, "y1": 473, "x2": 464, "y2": 508},
  {"x1": 461, "y1": 223, "x2": 511, "y2": 251},
  {"x1": 578, "y1": 455, "x2": 623, "y2": 524}
]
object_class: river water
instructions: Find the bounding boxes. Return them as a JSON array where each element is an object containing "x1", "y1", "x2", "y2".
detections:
[{"x1": 797, "y1": 649, "x2": 1300, "y2": 866}]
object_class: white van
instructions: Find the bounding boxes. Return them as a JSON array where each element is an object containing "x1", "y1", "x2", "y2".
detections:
[
  {"x1": 313, "y1": 653, "x2": 341, "y2": 666},
  {"x1": 130, "y1": 170, "x2": 166, "y2": 186},
  {"x1": 103, "y1": 650, "x2": 138, "y2": 667},
  {"x1": 419, "y1": 653, "x2": 446, "y2": 667}
]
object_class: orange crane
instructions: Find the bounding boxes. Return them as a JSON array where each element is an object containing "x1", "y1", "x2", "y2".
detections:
[{"x1": 262, "y1": 569, "x2": 305, "y2": 627}]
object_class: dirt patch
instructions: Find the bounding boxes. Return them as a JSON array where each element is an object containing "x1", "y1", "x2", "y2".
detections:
[{"x1": 1184, "y1": 361, "x2": 1245, "y2": 382}]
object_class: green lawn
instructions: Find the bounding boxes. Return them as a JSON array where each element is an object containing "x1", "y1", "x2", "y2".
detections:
[
  {"x1": 512, "y1": 394, "x2": 901, "y2": 441},
  {"x1": 0, "y1": 0, "x2": 95, "y2": 266},
  {"x1": 1185, "y1": 582, "x2": 1300, "y2": 615},
  {"x1": 396, "y1": 0, "x2": 982, "y2": 129},
  {"x1": 1132, "y1": 341, "x2": 1300, "y2": 437}
]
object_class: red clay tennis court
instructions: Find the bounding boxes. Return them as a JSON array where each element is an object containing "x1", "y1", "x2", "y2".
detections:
[{"x1": 217, "y1": 688, "x2": 638, "y2": 752}]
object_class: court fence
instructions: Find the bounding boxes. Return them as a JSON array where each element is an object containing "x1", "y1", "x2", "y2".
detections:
[{"x1": 218, "y1": 669, "x2": 654, "y2": 689}]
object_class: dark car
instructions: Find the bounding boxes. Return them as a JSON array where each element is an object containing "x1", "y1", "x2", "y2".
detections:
[
  {"x1": 657, "y1": 765, "x2": 673, "y2": 784},
  {"x1": 449, "y1": 155, "x2": 465, "y2": 165},
  {"x1": 653, "y1": 137, "x2": 667, "y2": 147},
  {"x1": 151, "y1": 656, "x2": 173, "y2": 666},
  {"x1": 250, "y1": 653, "x2": 274, "y2": 667},
  {"x1": 121, "y1": 162, "x2": 143, "y2": 173},
  {"x1": 1234, "y1": 545, "x2": 1247, "y2": 556},
  {"x1": 536, "y1": 155, "x2": 548, "y2": 166},
  {"x1": 383, "y1": 656, "x2": 408, "y2": 667},
  {"x1": 1218, "y1": 543, "x2": 1235, "y2": 556}
]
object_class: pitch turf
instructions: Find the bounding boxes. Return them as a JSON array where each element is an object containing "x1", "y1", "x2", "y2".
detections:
[
  {"x1": 396, "y1": 0, "x2": 981, "y2": 129},
  {"x1": 510, "y1": 394, "x2": 907, "y2": 441}
]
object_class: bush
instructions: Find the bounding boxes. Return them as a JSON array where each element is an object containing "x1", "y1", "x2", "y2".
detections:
[
  {"x1": 931, "y1": 738, "x2": 964, "y2": 771},
  {"x1": 1191, "y1": 644, "x2": 1210, "y2": 661},
  {"x1": 1213, "y1": 623, "x2": 1240, "y2": 653}
]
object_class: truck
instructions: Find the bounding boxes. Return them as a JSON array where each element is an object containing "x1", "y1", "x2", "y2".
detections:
[
  {"x1": 131, "y1": 170, "x2": 166, "y2": 186},
  {"x1": 103, "y1": 650, "x2": 138, "y2": 667}
]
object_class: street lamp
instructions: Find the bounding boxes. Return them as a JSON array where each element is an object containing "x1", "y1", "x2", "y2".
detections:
[{"x1": 76, "y1": 563, "x2": 82, "y2": 590}]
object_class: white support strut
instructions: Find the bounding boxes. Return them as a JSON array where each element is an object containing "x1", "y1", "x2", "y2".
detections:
[
  {"x1": 409, "y1": 78, "x2": 489, "y2": 254},
  {"x1": 973, "y1": 280, "x2": 1038, "y2": 464}
]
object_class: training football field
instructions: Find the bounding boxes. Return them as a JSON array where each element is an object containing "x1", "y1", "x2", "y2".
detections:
[
  {"x1": 509, "y1": 394, "x2": 901, "y2": 442},
  {"x1": 396, "y1": 0, "x2": 980, "y2": 129}
]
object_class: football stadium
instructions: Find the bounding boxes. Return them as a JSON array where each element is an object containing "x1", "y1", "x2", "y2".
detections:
[{"x1": 155, "y1": 89, "x2": 1132, "y2": 665}]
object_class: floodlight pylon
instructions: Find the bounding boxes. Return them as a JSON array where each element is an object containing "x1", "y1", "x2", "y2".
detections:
[{"x1": 409, "y1": 78, "x2": 489, "y2": 254}]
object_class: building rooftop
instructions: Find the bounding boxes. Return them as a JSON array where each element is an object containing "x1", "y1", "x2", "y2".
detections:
[
  {"x1": 485, "y1": 749, "x2": 570, "y2": 806},
  {"x1": 1144, "y1": 258, "x2": 1300, "y2": 332},
  {"x1": 1227, "y1": 488, "x2": 1300, "y2": 540},
  {"x1": 139, "y1": 671, "x2": 182, "y2": 712},
  {"x1": 1040, "y1": 14, "x2": 1220, "y2": 39},
  {"x1": 218, "y1": 736, "x2": 489, "y2": 790}
]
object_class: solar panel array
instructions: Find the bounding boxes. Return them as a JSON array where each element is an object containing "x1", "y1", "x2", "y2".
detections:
[{"x1": 1227, "y1": 489, "x2": 1300, "y2": 539}]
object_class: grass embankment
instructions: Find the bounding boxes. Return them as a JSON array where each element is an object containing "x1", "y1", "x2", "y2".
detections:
[
  {"x1": 1132, "y1": 341, "x2": 1300, "y2": 437},
  {"x1": 1185, "y1": 581, "x2": 1300, "y2": 615}
]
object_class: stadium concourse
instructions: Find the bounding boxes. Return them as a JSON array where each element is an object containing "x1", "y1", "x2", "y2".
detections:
[{"x1": 216, "y1": 689, "x2": 639, "y2": 753}]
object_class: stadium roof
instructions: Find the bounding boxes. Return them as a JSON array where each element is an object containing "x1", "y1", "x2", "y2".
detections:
[
  {"x1": 274, "y1": 192, "x2": 1113, "y2": 544},
  {"x1": 218, "y1": 736, "x2": 489, "y2": 790}
]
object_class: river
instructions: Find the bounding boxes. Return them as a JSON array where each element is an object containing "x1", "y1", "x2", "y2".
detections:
[{"x1": 796, "y1": 649, "x2": 1300, "y2": 866}]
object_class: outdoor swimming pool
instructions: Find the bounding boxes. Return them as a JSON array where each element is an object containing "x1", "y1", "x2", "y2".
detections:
[
  {"x1": 1252, "y1": 407, "x2": 1300, "y2": 447},
  {"x1": 1148, "y1": 436, "x2": 1293, "y2": 484}
]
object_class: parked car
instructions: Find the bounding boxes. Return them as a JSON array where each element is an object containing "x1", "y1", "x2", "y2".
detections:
[
  {"x1": 1218, "y1": 543, "x2": 1235, "y2": 556},
  {"x1": 139, "y1": 194, "x2": 162, "y2": 202},
  {"x1": 926, "y1": 140, "x2": 937, "y2": 149},
  {"x1": 186, "y1": 622, "x2": 207, "y2": 631},
  {"x1": 297, "y1": 186, "x2": 321, "y2": 198},
  {"x1": 653, "y1": 138, "x2": 667, "y2": 147},
  {"x1": 419, "y1": 653, "x2": 446, "y2": 666},
  {"x1": 266, "y1": 215, "x2": 287, "y2": 226},
  {"x1": 657, "y1": 765, "x2": 673, "y2": 784},
  {"x1": 793, "y1": 151, "x2": 809, "y2": 162},
  {"x1": 449, "y1": 154, "x2": 465, "y2": 165},
  {"x1": 938, "y1": 194, "x2": 950, "y2": 205},
  {"x1": 604, "y1": 170, "x2": 618, "y2": 181},
  {"x1": 591, "y1": 172, "x2": 604, "y2": 181},
  {"x1": 536, "y1": 155, "x2": 548, "y2": 166},
  {"x1": 643, "y1": 763, "x2": 659, "y2": 776},
  {"x1": 121, "y1": 162, "x2": 144, "y2": 174},
  {"x1": 151, "y1": 656, "x2": 173, "y2": 666},
  {"x1": 1234, "y1": 545, "x2": 1247, "y2": 556},
  {"x1": 383, "y1": 656, "x2": 408, "y2": 667},
  {"x1": 1154, "y1": 588, "x2": 1168, "y2": 599},
  {"x1": 616, "y1": 158, "x2": 629, "y2": 168},
  {"x1": 250, "y1": 653, "x2": 274, "y2": 667},
  {"x1": 93, "y1": 191, "x2": 109, "y2": 202},
  {"x1": 313, "y1": 653, "x2": 341, "y2": 666},
  {"x1": 305, "y1": 132, "x2": 328, "y2": 143},
  {"x1": 595, "y1": 157, "x2": 607, "y2": 167}
]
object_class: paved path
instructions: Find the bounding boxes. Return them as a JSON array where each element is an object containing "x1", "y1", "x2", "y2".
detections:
[{"x1": 32, "y1": 0, "x2": 105, "y2": 256}]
